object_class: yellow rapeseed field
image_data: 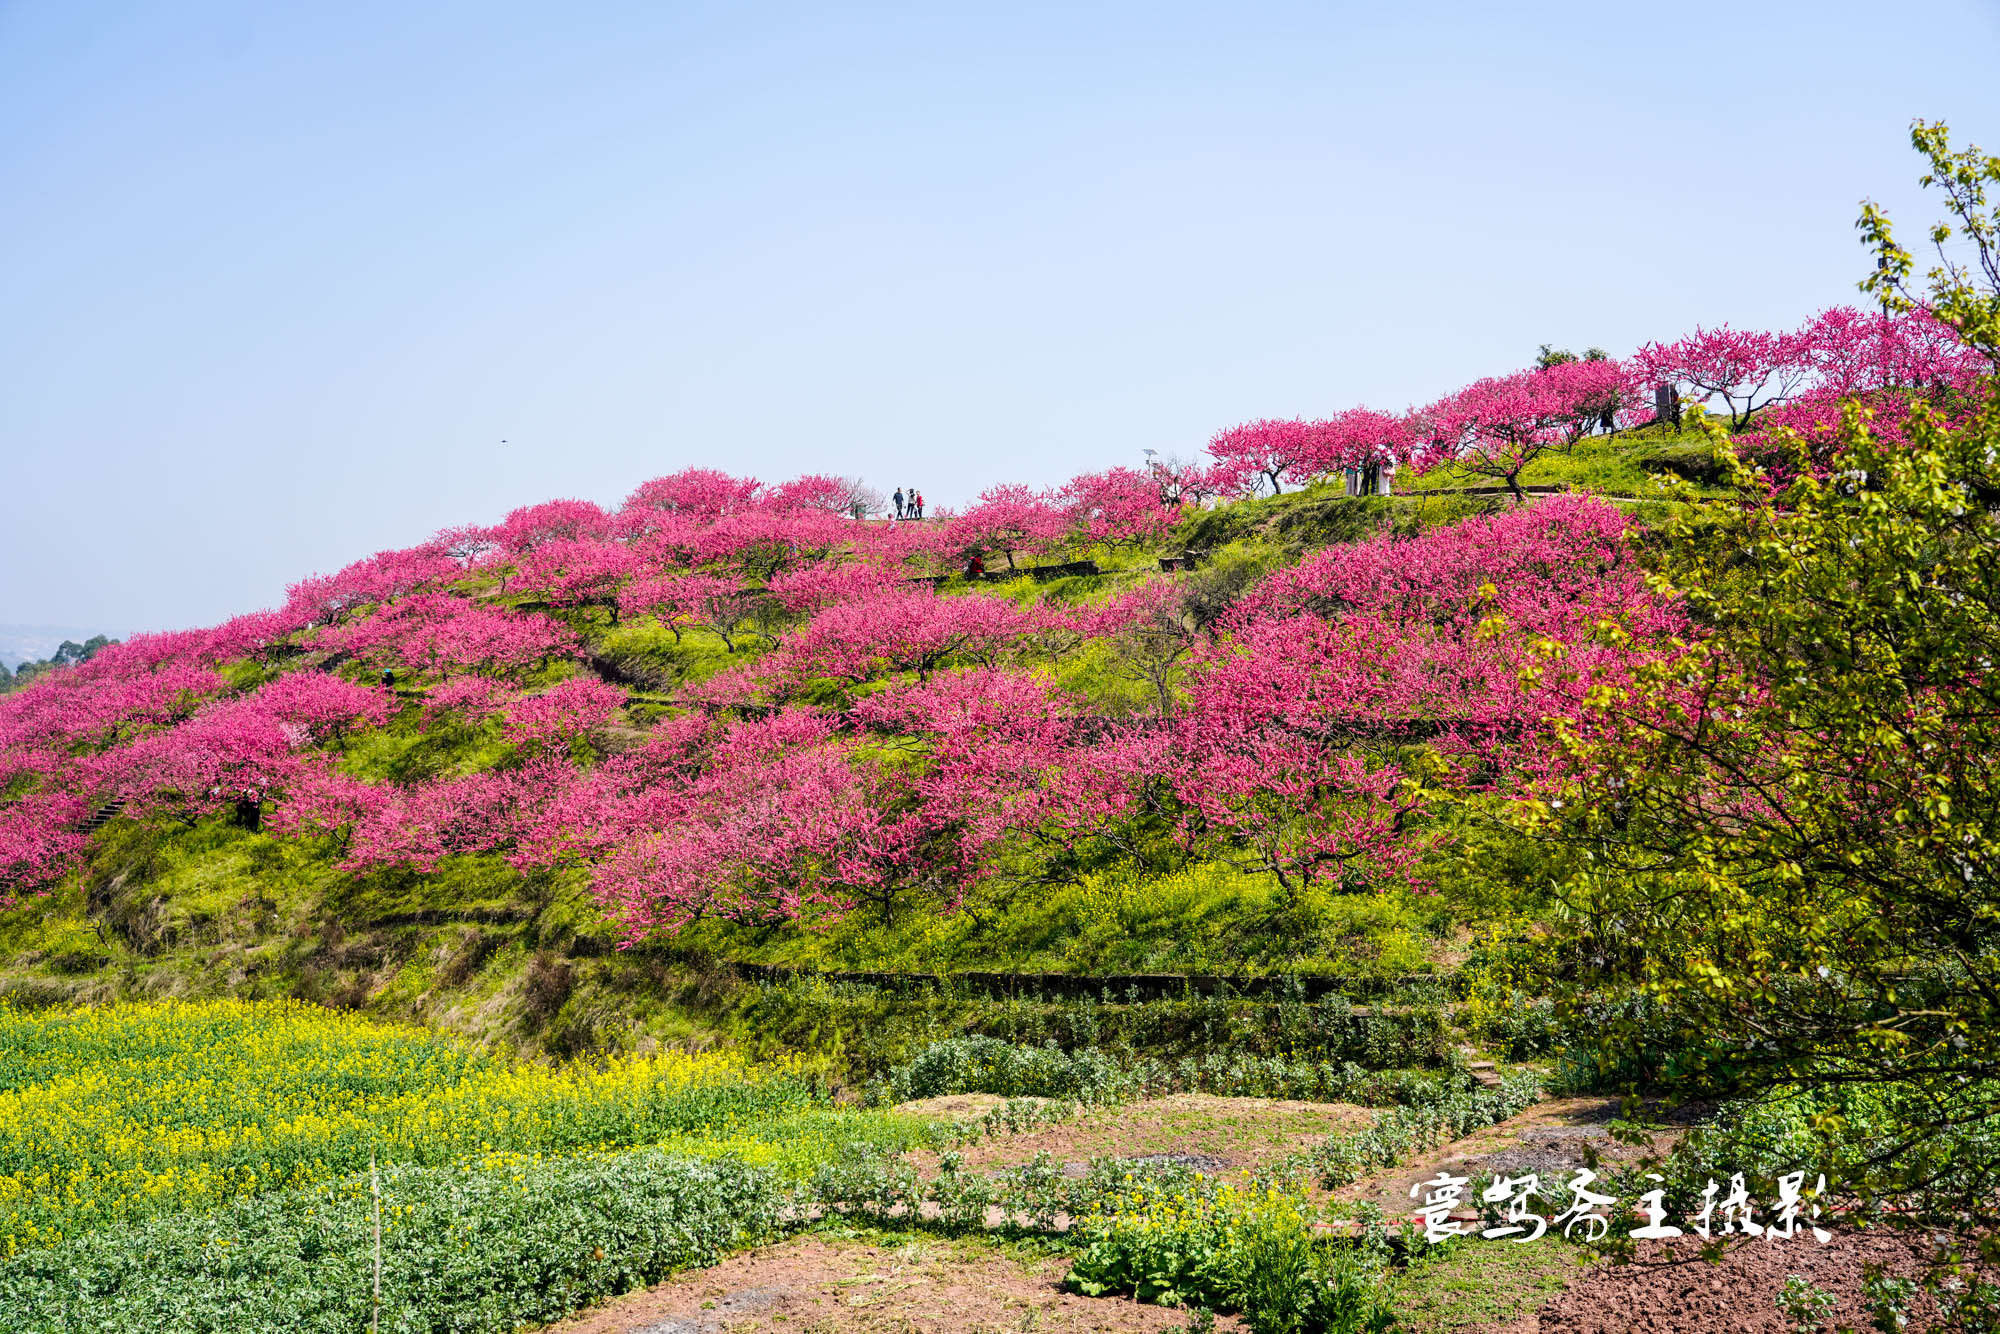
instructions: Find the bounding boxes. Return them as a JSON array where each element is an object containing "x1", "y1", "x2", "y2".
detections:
[{"x1": 0, "y1": 998, "x2": 814, "y2": 1253}]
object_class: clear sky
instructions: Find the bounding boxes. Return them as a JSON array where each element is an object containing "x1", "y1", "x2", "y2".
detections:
[{"x1": 4, "y1": 1, "x2": 1999, "y2": 634}]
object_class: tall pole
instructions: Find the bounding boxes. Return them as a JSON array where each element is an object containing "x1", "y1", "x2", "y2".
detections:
[{"x1": 371, "y1": 1154, "x2": 382, "y2": 1334}]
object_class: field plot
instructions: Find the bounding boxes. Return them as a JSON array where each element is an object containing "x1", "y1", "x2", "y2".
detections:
[
  {"x1": 542, "y1": 1235, "x2": 1244, "y2": 1334},
  {"x1": 0, "y1": 997, "x2": 832, "y2": 1251},
  {"x1": 0, "y1": 999, "x2": 934, "y2": 1333}
]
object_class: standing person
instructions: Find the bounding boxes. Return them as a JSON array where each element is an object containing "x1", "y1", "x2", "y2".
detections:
[
  {"x1": 892, "y1": 487, "x2": 905, "y2": 520},
  {"x1": 912, "y1": 488, "x2": 924, "y2": 519}
]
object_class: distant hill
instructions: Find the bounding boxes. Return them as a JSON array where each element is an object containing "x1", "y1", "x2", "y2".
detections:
[{"x1": 0, "y1": 624, "x2": 130, "y2": 671}]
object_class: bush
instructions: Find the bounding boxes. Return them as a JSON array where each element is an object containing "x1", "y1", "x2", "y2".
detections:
[
  {"x1": 877, "y1": 1036, "x2": 1124, "y2": 1103},
  {"x1": 1066, "y1": 1172, "x2": 1395, "y2": 1334},
  {"x1": 807, "y1": 1144, "x2": 1397, "y2": 1332},
  {"x1": 873, "y1": 1035, "x2": 1492, "y2": 1112}
]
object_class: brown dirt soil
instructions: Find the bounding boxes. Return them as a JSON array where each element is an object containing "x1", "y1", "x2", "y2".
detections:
[
  {"x1": 539, "y1": 1235, "x2": 1245, "y2": 1334},
  {"x1": 906, "y1": 1093, "x2": 1372, "y2": 1179},
  {"x1": 1335, "y1": 1098, "x2": 1692, "y2": 1221},
  {"x1": 893, "y1": 1094, "x2": 1044, "y2": 1119},
  {"x1": 1463, "y1": 1230, "x2": 1983, "y2": 1332}
]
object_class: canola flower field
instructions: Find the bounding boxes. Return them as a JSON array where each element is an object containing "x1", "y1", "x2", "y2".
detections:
[
  {"x1": 0, "y1": 999, "x2": 832, "y2": 1253},
  {"x1": 0, "y1": 1001, "x2": 1413, "y2": 1333}
]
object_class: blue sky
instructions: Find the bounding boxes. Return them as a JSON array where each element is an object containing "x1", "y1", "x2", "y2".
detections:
[{"x1": 4, "y1": 1, "x2": 1998, "y2": 633}]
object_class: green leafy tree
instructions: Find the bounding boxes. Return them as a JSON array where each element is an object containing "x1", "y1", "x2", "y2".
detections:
[
  {"x1": 1510, "y1": 122, "x2": 2000, "y2": 1230},
  {"x1": 1517, "y1": 400, "x2": 2000, "y2": 1201},
  {"x1": 1861, "y1": 119, "x2": 2000, "y2": 367}
]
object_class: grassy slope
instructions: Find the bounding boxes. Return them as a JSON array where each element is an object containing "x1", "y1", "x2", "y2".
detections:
[{"x1": 0, "y1": 431, "x2": 1715, "y2": 1064}]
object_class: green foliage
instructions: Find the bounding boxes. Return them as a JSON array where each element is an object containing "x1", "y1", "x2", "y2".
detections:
[
  {"x1": 1775, "y1": 1275, "x2": 1839, "y2": 1334},
  {"x1": 1063, "y1": 1170, "x2": 1397, "y2": 1334},
  {"x1": 869, "y1": 1033, "x2": 1515, "y2": 1124},
  {"x1": 0, "y1": 999, "x2": 824, "y2": 1250},
  {"x1": 335, "y1": 708, "x2": 513, "y2": 787},
  {"x1": 1311, "y1": 1072, "x2": 1543, "y2": 1188},
  {"x1": 0, "y1": 1149, "x2": 785, "y2": 1334},
  {"x1": 691, "y1": 860, "x2": 1454, "y2": 978},
  {"x1": 807, "y1": 1149, "x2": 1397, "y2": 1333},
  {"x1": 741, "y1": 975, "x2": 1456, "y2": 1087},
  {"x1": 875, "y1": 1036, "x2": 1124, "y2": 1103},
  {"x1": 1861, "y1": 119, "x2": 2000, "y2": 369},
  {"x1": 1512, "y1": 396, "x2": 2000, "y2": 1213}
]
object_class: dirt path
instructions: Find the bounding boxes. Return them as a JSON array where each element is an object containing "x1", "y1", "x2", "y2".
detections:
[{"x1": 541, "y1": 1235, "x2": 1245, "y2": 1334}]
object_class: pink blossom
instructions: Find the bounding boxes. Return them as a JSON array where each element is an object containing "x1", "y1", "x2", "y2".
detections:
[
  {"x1": 1409, "y1": 359, "x2": 1642, "y2": 497},
  {"x1": 513, "y1": 538, "x2": 636, "y2": 613},
  {"x1": 502, "y1": 676, "x2": 626, "y2": 751},
  {"x1": 491, "y1": 498, "x2": 611, "y2": 555},
  {"x1": 955, "y1": 485, "x2": 1069, "y2": 571}
]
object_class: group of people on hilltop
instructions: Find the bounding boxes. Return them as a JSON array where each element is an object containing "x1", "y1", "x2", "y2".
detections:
[{"x1": 891, "y1": 486, "x2": 926, "y2": 520}]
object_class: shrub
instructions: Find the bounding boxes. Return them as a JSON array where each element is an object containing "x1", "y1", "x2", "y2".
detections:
[
  {"x1": 876, "y1": 1036, "x2": 1124, "y2": 1103},
  {"x1": 1067, "y1": 1172, "x2": 1395, "y2": 1334}
]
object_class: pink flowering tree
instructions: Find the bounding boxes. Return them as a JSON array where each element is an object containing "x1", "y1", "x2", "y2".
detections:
[
  {"x1": 581, "y1": 711, "x2": 994, "y2": 937},
  {"x1": 1410, "y1": 359, "x2": 1641, "y2": 499},
  {"x1": 1061, "y1": 467, "x2": 1178, "y2": 547},
  {"x1": 955, "y1": 485, "x2": 1070, "y2": 571},
  {"x1": 764, "y1": 562, "x2": 902, "y2": 616},
  {"x1": 768, "y1": 587, "x2": 1043, "y2": 690},
  {"x1": 1162, "y1": 494, "x2": 1679, "y2": 892},
  {"x1": 762, "y1": 474, "x2": 862, "y2": 514},
  {"x1": 620, "y1": 469, "x2": 761, "y2": 523},
  {"x1": 94, "y1": 674, "x2": 392, "y2": 825},
  {"x1": 695, "y1": 507, "x2": 852, "y2": 580},
  {"x1": 320, "y1": 594, "x2": 576, "y2": 678},
  {"x1": 491, "y1": 499, "x2": 611, "y2": 556},
  {"x1": 1634, "y1": 325, "x2": 1809, "y2": 430},
  {"x1": 0, "y1": 793, "x2": 92, "y2": 903},
  {"x1": 1205, "y1": 418, "x2": 1329, "y2": 495},
  {"x1": 282, "y1": 544, "x2": 461, "y2": 629},
  {"x1": 1205, "y1": 411, "x2": 1414, "y2": 496},
  {"x1": 503, "y1": 676, "x2": 626, "y2": 754},
  {"x1": 513, "y1": 538, "x2": 635, "y2": 618},
  {"x1": 849, "y1": 515, "x2": 962, "y2": 578},
  {"x1": 1697, "y1": 308, "x2": 1990, "y2": 472}
]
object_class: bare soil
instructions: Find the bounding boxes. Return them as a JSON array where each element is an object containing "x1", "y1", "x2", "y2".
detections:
[
  {"x1": 1464, "y1": 1230, "x2": 1980, "y2": 1332},
  {"x1": 540, "y1": 1235, "x2": 1245, "y2": 1334}
]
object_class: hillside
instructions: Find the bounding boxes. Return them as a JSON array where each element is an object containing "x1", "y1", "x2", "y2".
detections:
[{"x1": 0, "y1": 410, "x2": 1725, "y2": 1068}]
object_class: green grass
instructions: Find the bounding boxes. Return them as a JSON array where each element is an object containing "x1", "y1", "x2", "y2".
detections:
[
  {"x1": 675, "y1": 859, "x2": 1456, "y2": 977},
  {"x1": 1391, "y1": 424, "x2": 1733, "y2": 501}
]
